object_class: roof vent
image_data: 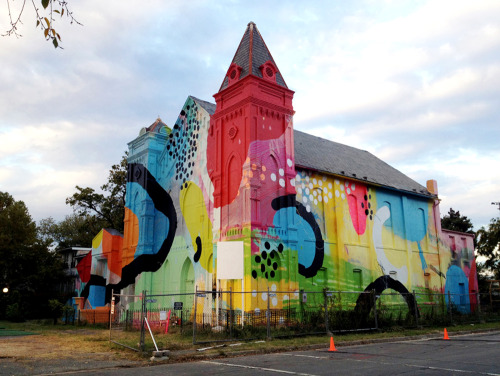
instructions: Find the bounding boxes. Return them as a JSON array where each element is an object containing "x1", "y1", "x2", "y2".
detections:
[
  {"x1": 340, "y1": 170, "x2": 345, "y2": 175},
  {"x1": 352, "y1": 173, "x2": 356, "y2": 177},
  {"x1": 259, "y1": 61, "x2": 277, "y2": 83},
  {"x1": 363, "y1": 176, "x2": 367, "y2": 180},
  {"x1": 226, "y1": 63, "x2": 243, "y2": 86}
]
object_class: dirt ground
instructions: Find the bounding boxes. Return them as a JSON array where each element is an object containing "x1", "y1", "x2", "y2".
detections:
[{"x1": 0, "y1": 330, "x2": 145, "y2": 375}]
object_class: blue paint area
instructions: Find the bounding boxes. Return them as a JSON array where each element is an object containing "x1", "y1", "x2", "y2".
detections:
[
  {"x1": 88, "y1": 285, "x2": 106, "y2": 308},
  {"x1": 125, "y1": 181, "x2": 169, "y2": 258},
  {"x1": 444, "y1": 265, "x2": 470, "y2": 314},
  {"x1": 376, "y1": 189, "x2": 429, "y2": 271},
  {"x1": 417, "y1": 242, "x2": 427, "y2": 270},
  {"x1": 274, "y1": 207, "x2": 316, "y2": 269},
  {"x1": 376, "y1": 190, "x2": 428, "y2": 242}
]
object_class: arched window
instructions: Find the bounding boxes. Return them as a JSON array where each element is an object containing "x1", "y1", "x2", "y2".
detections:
[
  {"x1": 180, "y1": 257, "x2": 194, "y2": 309},
  {"x1": 226, "y1": 154, "x2": 242, "y2": 226}
]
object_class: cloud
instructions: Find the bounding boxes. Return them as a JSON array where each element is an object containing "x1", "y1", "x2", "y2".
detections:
[{"x1": 0, "y1": 0, "x2": 499, "y2": 233}]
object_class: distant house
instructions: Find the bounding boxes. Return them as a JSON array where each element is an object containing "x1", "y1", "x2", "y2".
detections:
[
  {"x1": 57, "y1": 247, "x2": 91, "y2": 296},
  {"x1": 78, "y1": 22, "x2": 477, "y2": 317}
]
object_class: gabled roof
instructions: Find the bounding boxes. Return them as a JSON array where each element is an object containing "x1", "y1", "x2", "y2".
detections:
[
  {"x1": 190, "y1": 96, "x2": 216, "y2": 115},
  {"x1": 219, "y1": 22, "x2": 288, "y2": 92},
  {"x1": 293, "y1": 130, "x2": 433, "y2": 198},
  {"x1": 146, "y1": 117, "x2": 169, "y2": 133}
]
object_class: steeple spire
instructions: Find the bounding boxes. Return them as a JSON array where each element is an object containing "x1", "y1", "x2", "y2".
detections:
[{"x1": 219, "y1": 22, "x2": 288, "y2": 92}]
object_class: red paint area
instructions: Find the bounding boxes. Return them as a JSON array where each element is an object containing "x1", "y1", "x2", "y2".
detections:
[
  {"x1": 207, "y1": 98, "x2": 290, "y2": 207},
  {"x1": 76, "y1": 251, "x2": 91, "y2": 283},
  {"x1": 346, "y1": 181, "x2": 369, "y2": 235},
  {"x1": 469, "y1": 259, "x2": 479, "y2": 312}
]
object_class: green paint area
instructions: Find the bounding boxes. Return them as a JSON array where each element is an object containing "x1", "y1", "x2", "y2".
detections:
[{"x1": 0, "y1": 329, "x2": 37, "y2": 337}]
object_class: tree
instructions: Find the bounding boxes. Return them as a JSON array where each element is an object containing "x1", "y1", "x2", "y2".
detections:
[
  {"x1": 476, "y1": 217, "x2": 500, "y2": 280},
  {"x1": 0, "y1": 191, "x2": 67, "y2": 320},
  {"x1": 66, "y1": 153, "x2": 127, "y2": 232},
  {"x1": 2, "y1": 0, "x2": 81, "y2": 48},
  {"x1": 441, "y1": 208, "x2": 475, "y2": 235},
  {"x1": 38, "y1": 213, "x2": 103, "y2": 250}
]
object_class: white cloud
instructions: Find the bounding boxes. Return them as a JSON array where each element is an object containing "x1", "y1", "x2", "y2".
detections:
[{"x1": 0, "y1": 0, "x2": 499, "y2": 233}]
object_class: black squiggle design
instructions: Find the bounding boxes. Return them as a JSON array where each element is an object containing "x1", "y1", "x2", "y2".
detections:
[
  {"x1": 106, "y1": 163, "x2": 177, "y2": 299},
  {"x1": 193, "y1": 236, "x2": 202, "y2": 263},
  {"x1": 80, "y1": 274, "x2": 106, "y2": 301},
  {"x1": 271, "y1": 194, "x2": 324, "y2": 278}
]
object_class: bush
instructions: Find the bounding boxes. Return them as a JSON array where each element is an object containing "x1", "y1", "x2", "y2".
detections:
[
  {"x1": 6, "y1": 302, "x2": 25, "y2": 322},
  {"x1": 48, "y1": 299, "x2": 64, "y2": 324}
]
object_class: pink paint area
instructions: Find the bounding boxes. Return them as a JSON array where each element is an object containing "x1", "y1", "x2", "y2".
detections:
[{"x1": 346, "y1": 181, "x2": 369, "y2": 235}]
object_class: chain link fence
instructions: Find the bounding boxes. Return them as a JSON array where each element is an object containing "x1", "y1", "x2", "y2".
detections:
[
  {"x1": 191, "y1": 289, "x2": 499, "y2": 344},
  {"x1": 57, "y1": 287, "x2": 500, "y2": 351}
]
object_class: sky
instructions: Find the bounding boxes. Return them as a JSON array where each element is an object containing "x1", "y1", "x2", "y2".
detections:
[{"x1": 1, "y1": 0, "x2": 499, "y2": 230}]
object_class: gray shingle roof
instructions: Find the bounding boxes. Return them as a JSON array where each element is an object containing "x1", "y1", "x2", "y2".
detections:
[
  {"x1": 294, "y1": 130, "x2": 433, "y2": 197},
  {"x1": 219, "y1": 22, "x2": 287, "y2": 91},
  {"x1": 190, "y1": 96, "x2": 216, "y2": 115},
  {"x1": 186, "y1": 96, "x2": 432, "y2": 198}
]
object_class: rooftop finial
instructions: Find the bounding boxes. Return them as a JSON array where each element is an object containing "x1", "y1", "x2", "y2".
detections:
[{"x1": 248, "y1": 21, "x2": 255, "y2": 28}]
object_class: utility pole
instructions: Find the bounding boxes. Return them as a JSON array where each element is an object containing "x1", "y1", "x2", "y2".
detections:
[{"x1": 492, "y1": 202, "x2": 500, "y2": 211}]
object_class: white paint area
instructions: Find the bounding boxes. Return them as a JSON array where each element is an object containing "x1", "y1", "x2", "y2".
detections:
[{"x1": 372, "y1": 206, "x2": 408, "y2": 284}]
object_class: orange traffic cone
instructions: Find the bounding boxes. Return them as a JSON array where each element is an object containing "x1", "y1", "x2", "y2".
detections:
[
  {"x1": 443, "y1": 328, "x2": 450, "y2": 340},
  {"x1": 329, "y1": 336, "x2": 337, "y2": 352}
]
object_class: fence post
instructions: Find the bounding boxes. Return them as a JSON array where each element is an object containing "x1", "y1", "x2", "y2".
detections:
[
  {"x1": 266, "y1": 287, "x2": 271, "y2": 340},
  {"x1": 412, "y1": 290, "x2": 419, "y2": 328},
  {"x1": 338, "y1": 291, "x2": 342, "y2": 333},
  {"x1": 448, "y1": 291, "x2": 453, "y2": 325},
  {"x1": 193, "y1": 286, "x2": 198, "y2": 344},
  {"x1": 373, "y1": 290, "x2": 378, "y2": 330},
  {"x1": 229, "y1": 287, "x2": 233, "y2": 339},
  {"x1": 139, "y1": 290, "x2": 146, "y2": 352},
  {"x1": 109, "y1": 289, "x2": 114, "y2": 341},
  {"x1": 324, "y1": 289, "x2": 329, "y2": 334},
  {"x1": 476, "y1": 291, "x2": 484, "y2": 323}
]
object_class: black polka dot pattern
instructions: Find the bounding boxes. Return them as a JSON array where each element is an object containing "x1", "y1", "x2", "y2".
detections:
[
  {"x1": 165, "y1": 101, "x2": 202, "y2": 190},
  {"x1": 252, "y1": 242, "x2": 284, "y2": 280},
  {"x1": 361, "y1": 192, "x2": 374, "y2": 221}
]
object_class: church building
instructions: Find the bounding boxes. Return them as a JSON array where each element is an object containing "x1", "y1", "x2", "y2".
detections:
[{"x1": 78, "y1": 22, "x2": 477, "y2": 318}]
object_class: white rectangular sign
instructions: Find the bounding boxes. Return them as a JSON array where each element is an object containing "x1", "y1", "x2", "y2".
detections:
[
  {"x1": 159, "y1": 310, "x2": 167, "y2": 321},
  {"x1": 217, "y1": 241, "x2": 244, "y2": 280}
]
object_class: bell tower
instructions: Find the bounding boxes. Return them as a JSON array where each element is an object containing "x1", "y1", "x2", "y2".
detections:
[{"x1": 207, "y1": 22, "x2": 295, "y2": 233}]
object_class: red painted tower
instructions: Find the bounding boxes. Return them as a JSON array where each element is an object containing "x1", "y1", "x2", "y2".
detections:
[{"x1": 207, "y1": 22, "x2": 296, "y2": 234}]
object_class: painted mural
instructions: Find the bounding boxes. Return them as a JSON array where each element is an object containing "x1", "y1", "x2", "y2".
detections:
[{"x1": 75, "y1": 23, "x2": 478, "y2": 320}]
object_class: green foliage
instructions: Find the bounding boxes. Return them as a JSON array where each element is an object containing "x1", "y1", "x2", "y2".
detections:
[
  {"x1": 39, "y1": 214, "x2": 102, "y2": 249},
  {"x1": 0, "y1": 191, "x2": 67, "y2": 321},
  {"x1": 6, "y1": 303, "x2": 24, "y2": 322},
  {"x1": 66, "y1": 153, "x2": 127, "y2": 232},
  {"x1": 441, "y1": 208, "x2": 475, "y2": 235},
  {"x1": 476, "y1": 217, "x2": 500, "y2": 280},
  {"x1": 48, "y1": 299, "x2": 64, "y2": 324}
]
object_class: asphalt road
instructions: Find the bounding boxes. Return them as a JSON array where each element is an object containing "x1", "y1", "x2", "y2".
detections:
[{"x1": 64, "y1": 331, "x2": 500, "y2": 376}]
